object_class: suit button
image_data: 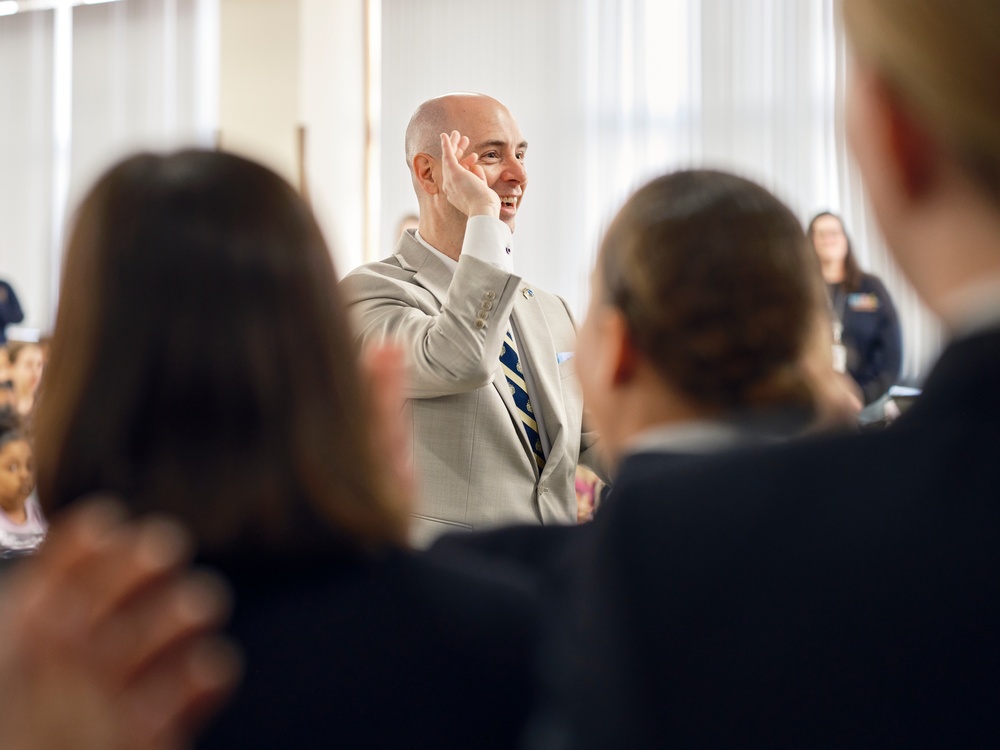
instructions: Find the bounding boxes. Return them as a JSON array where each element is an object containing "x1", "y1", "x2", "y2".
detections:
[
  {"x1": 481, "y1": 300, "x2": 494, "y2": 310},
  {"x1": 484, "y1": 291, "x2": 497, "y2": 300},
  {"x1": 477, "y1": 309, "x2": 490, "y2": 320},
  {"x1": 474, "y1": 319, "x2": 486, "y2": 329}
]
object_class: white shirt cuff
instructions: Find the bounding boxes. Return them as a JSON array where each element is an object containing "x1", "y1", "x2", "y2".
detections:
[{"x1": 461, "y1": 216, "x2": 514, "y2": 272}]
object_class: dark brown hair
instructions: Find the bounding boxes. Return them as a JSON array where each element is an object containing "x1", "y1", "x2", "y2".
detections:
[
  {"x1": 34, "y1": 150, "x2": 408, "y2": 562},
  {"x1": 598, "y1": 169, "x2": 823, "y2": 412},
  {"x1": 807, "y1": 211, "x2": 863, "y2": 292}
]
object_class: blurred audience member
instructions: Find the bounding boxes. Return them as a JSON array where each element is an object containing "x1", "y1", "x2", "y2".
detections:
[
  {"x1": 0, "y1": 346, "x2": 11, "y2": 386},
  {"x1": 527, "y1": 0, "x2": 1000, "y2": 746},
  {"x1": 808, "y1": 211, "x2": 902, "y2": 403},
  {"x1": 0, "y1": 279, "x2": 23, "y2": 345},
  {"x1": 573, "y1": 466, "x2": 602, "y2": 522},
  {"x1": 7, "y1": 342, "x2": 44, "y2": 418},
  {"x1": 576, "y1": 171, "x2": 844, "y2": 474},
  {"x1": 0, "y1": 411, "x2": 44, "y2": 558},
  {"x1": 0, "y1": 346, "x2": 14, "y2": 415},
  {"x1": 34, "y1": 149, "x2": 538, "y2": 750},
  {"x1": 432, "y1": 170, "x2": 850, "y2": 577}
]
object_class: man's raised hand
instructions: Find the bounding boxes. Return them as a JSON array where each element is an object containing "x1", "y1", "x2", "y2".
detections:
[{"x1": 438, "y1": 130, "x2": 500, "y2": 218}]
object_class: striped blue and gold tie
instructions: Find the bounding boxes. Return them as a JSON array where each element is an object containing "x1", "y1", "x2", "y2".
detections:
[{"x1": 500, "y1": 329, "x2": 545, "y2": 470}]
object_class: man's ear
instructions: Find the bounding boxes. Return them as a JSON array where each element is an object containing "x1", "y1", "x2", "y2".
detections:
[{"x1": 412, "y1": 153, "x2": 440, "y2": 196}]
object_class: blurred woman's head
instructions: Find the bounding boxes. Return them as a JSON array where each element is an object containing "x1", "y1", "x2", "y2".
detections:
[
  {"x1": 577, "y1": 170, "x2": 827, "y2": 461},
  {"x1": 34, "y1": 150, "x2": 408, "y2": 562},
  {"x1": 842, "y1": 0, "x2": 1000, "y2": 319},
  {"x1": 807, "y1": 212, "x2": 863, "y2": 289},
  {"x1": 843, "y1": 0, "x2": 1000, "y2": 206},
  {"x1": 7, "y1": 342, "x2": 44, "y2": 398}
]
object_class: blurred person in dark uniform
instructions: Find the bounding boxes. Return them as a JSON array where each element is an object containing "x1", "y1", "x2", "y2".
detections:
[
  {"x1": 809, "y1": 211, "x2": 902, "y2": 404},
  {"x1": 0, "y1": 280, "x2": 23, "y2": 345}
]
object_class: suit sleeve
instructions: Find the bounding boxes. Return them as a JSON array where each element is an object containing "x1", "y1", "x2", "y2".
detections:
[{"x1": 341, "y1": 250, "x2": 523, "y2": 401}]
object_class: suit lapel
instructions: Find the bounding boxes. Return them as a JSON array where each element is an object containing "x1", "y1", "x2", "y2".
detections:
[
  {"x1": 395, "y1": 232, "x2": 452, "y2": 307},
  {"x1": 398, "y1": 234, "x2": 564, "y2": 477},
  {"x1": 511, "y1": 287, "x2": 566, "y2": 479}
]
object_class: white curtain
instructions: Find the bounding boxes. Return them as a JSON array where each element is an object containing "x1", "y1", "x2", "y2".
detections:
[
  {"x1": 0, "y1": 10, "x2": 56, "y2": 338},
  {"x1": 378, "y1": 0, "x2": 941, "y2": 383},
  {"x1": 0, "y1": 0, "x2": 218, "y2": 335}
]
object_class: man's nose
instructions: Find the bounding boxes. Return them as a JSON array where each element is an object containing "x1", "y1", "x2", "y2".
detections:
[{"x1": 504, "y1": 158, "x2": 526, "y2": 184}]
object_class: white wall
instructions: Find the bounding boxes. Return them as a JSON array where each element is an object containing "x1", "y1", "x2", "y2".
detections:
[
  {"x1": 0, "y1": 10, "x2": 55, "y2": 337},
  {"x1": 218, "y1": 0, "x2": 300, "y2": 186},
  {"x1": 299, "y1": 0, "x2": 367, "y2": 276},
  {"x1": 0, "y1": 0, "x2": 217, "y2": 335}
]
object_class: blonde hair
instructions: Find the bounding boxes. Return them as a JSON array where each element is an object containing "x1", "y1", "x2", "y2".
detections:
[{"x1": 843, "y1": 0, "x2": 1000, "y2": 199}]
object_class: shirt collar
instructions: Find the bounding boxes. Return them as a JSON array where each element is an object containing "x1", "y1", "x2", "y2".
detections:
[
  {"x1": 414, "y1": 230, "x2": 458, "y2": 274},
  {"x1": 937, "y1": 273, "x2": 1000, "y2": 339},
  {"x1": 623, "y1": 420, "x2": 751, "y2": 456}
]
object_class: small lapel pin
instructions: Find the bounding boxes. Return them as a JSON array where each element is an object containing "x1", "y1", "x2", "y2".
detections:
[
  {"x1": 505, "y1": 246, "x2": 512, "y2": 255},
  {"x1": 522, "y1": 287, "x2": 534, "y2": 299}
]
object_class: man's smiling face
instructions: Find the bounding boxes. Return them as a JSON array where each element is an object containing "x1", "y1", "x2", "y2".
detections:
[{"x1": 448, "y1": 97, "x2": 528, "y2": 233}]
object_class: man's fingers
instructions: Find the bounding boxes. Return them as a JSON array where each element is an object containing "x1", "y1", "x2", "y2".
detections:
[{"x1": 440, "y1": 131, "x2": 458, "y2": 165}]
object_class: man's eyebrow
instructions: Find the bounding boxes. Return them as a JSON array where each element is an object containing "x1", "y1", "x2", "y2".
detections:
[{"x1": 472, "y1": 140, "x2": 529, "y2": 152}]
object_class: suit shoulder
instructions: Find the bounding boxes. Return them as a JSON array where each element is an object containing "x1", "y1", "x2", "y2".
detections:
[
  {"x1": 339, "y1": 255, "x2": 419, "y2": 300},
  {"x1": 341, "y1": 254, "x2": 408, "y2": 282},
  {"x1": 610, "y1": 429, "x2": 886, "y2": 529},
  {"x1": 388, "y1": 550, "x2": 541, "y2": 647}
]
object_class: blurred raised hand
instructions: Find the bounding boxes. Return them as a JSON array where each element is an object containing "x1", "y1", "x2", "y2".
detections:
[{"x1": 0, "y1": 498, "x2": 240, "y2": 750}]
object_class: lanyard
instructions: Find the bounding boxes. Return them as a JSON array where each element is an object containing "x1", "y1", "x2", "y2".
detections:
[{"x1": 826, "y1": 283, "x2": 847, "y2": 343}]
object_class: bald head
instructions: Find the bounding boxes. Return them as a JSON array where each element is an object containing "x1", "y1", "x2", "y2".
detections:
[
  {"x1": 404, "y1": 93, "x2": 509, "y2": 168},
  {"x1": 403, "y1": 92, "x2": 528, "y2": 247}
]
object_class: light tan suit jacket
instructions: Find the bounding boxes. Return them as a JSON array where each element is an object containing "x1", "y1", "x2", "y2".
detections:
[{"x1": 341, "y1": 231, "x2": 602, "y2": 547}]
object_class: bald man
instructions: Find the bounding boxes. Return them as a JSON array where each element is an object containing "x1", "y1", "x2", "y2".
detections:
[{"x1": 341, "y1": 93, "x2": 604, "y2": 547}]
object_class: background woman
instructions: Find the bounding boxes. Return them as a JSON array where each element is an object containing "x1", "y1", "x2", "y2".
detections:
[
  {"x1": 6, "y1": 341, "x2": 44, "y2": 418},
  {"x1": 808, "y1": 211, "x2": 902, "y2": 404},
  {"x1": 32, "y1": 149, "x2": 537, "y2": 750}
]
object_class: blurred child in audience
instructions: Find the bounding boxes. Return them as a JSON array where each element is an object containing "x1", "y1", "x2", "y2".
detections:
[
  {"x1": 0, "y1": 411, "x2": 44, "y2": 557},
  {"x1": 0, "y1": 347, "x2": 13, "y2": 414},
  {"x1": 0, "y1": 345, "x2": 10, "y2": 386}
]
